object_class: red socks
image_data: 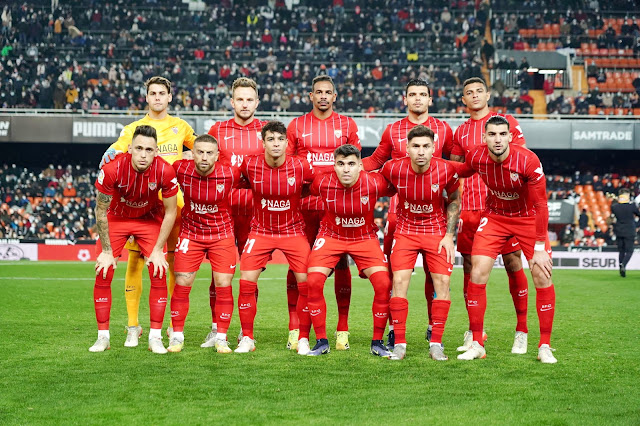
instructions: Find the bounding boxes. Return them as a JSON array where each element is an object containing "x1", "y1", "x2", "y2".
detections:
[
  {"x1": 307, "y1": 272, "x2": 328, "y2": 340},
  {"x1": 215, "y1": 285, "x2": 234, "y2": 334},
  {"x1": 536, "y1": 284, "x2": 555, "y2": 347},
  {"x1": 334, "y1": 265, "x2": 351, "y2": 332},
  {"x1": 369, "y1": 271, "x2": 391, "y2": 340},
  {"x1": 148, "y1": 265, "x2": 167, "y2": 330},
  {"x1": 389, "y1": 297, "x2": 408, "y2": 344},
  {"x1": 208, "y1": 279, "x2": 217, "y2": 323},
  {"x1": 286, "y1": 270, "x2": 300, "y2": 330},
  {"x1": 94, "y1": 266, "x2": 115, "y2": 330},
  {"x1": 430, "y1": 299, "x2": 451, "y2": 344},
  {"x1": 466, "y1": 282, "x2": 487, "y2": 346},
  {"x1": 424, "y1": 272, "x2": 435, "y2": 327},
  {"x1": 507, "y1": 268, "x2": 529, "y2": 333},
  {"x1": 170, "y1": 284, "x2": 191, "y2": 333},
  {"x1": 296, "y1": 281, "x2": 311, "y2": 340},
  {"x1": 238, "y1": 279, "x2": 257, "y2": 339}
]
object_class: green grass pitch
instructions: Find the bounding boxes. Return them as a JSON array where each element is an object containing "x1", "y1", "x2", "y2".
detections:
[{"x1": 1, "y1": 262, "x2": 638, "y2": 424}]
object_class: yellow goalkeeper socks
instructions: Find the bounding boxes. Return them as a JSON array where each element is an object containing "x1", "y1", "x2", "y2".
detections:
[{"x1": 125, "y1": 251, "x2": 145, "y2": 327}]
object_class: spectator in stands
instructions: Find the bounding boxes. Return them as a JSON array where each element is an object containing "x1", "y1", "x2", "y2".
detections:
[{"x1": 579, "y1": 208, "x2": 589, "y2": 230}]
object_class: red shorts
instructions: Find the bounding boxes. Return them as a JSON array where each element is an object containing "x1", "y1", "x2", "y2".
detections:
[
  {"x1": 391, "y1": 233, "x2": 453, "y2": 275},
  {"x1": 96, "y1": 215, "x2": 163, "y2": 258},
  {"x1": 240, "y1": 234, "x2": 310, "y2": 273},
  {"x1": 124, "y1": 206, "x2": 181, "y2": 253},
  {"x1": 457, "y1": 210, "x2": 521, "y2": 255},
  {"x1": 308, "y1": 236, "x2": 387, "y2": 273},
  {"x1": 233, "y1": 213, "x2": 251, "y2": 257},
  {"x1": 174, "y1": 236, "x2": 237, "y2": 274},
  {"x1": 471, "y1": 213, "x2": 551, "y2": 260}
]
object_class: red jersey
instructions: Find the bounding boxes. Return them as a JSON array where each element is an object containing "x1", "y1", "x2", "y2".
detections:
[
  {"x1": 95, "y1": 153, "x2": 179, "y2": 221},
  {"x1": 310, "y1": 170, "x2": 395, "y2": 241},
  {"x1": 208, "y1": 118, "x2": 268, "y2": 215},
  {"x1": 362, "y1": 116, "x2": 453, "y2": 171},
  {"x1": 380, "y1": 157, "x2": 459, "y2": 236},
  {"x1": 240, "y1": 154, "x2": 315, "y2": 237},
  {"x1": 287, "y1": 111, "x2": 360, "y2": 211},
  {"x1": 455, "y1": 144, "x2": 549, "y2": 241},
  {"x1": 451, "y1": 112, "x2": 525, "y2": 211},
  {"x1": 173, "y1": 159, "x2": 241, "y2": 241}
]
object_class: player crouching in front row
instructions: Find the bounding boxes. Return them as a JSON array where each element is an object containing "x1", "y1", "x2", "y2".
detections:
[{"x1": 306, "y1": 144, "x2": 395, "y2": 358}]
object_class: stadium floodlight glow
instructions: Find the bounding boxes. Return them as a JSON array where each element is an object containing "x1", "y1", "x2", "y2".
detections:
[
  {"x1": 527, "y1": 67, "x2": 539, "y2": 72},
  {"x1": 539, "y1": 69, "x2": 558, "y2": 75}
]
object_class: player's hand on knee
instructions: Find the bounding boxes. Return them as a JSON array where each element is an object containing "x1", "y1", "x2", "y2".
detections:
[
  {"x1": 529, "y1": 251, "x2": 552, "y2": 279},
  {"x1": 438, "y1": 234, "x2": 455, "y2": 264},
  {"x1": 99, "y1": 148, "x2": 122, "y2": 168},
  {"x1": 95, "y1": 252, "x2": 117, "y2": 279},
  {"x1": 146, "y1": 250, "x2": 168, "y2": 278}
]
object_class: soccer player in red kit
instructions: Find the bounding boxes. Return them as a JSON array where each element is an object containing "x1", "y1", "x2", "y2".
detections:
[
  {"x1": 451, "y1": 77, "x2": 530, "y2": 355},
  {"x1": 453, "y1": 116, "x2": 557, "y2": 364},
  {"x1": 287, "y1": 75, "x2": 360, "y2": 352},
  {"x1": 204, "y1": 77, "x2": 276, "y2": 348},
  {"x1": 235, "y1": 120, "x2": 315, "y2": 353},
  {"x1": 90, "y1": 125, "x2": 179, "y2": 354},
  {"x1": 167, "y1": 134, "x2": 241, "y2": 354},
  {"x1": 306, "y1": 144, "x2": 395, "y2": 358},
  {"x1": 380, "y1": 125, "x2": 461, "y2": 361},
  {"x1": 362, "y1": 78, "x2": 454, "y2": 345}
]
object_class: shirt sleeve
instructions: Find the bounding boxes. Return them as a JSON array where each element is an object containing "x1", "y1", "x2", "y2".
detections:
[
  {"x1": 441, "y1": 122, "x2": 454, "y2": 159},
  {"x1": 161, "y1": 161, "x2": 180, "y2": 198},
  {"x1": 95, "y1": 165, "x2": 116, "y2": 196},
  {"x1": 207, "y1": 122, "x2": 219, "y2": 138},
  {"x1": 447, "y1": 157, "x2": 475, "y2": 178},
  {"x1": 309, "y1": 174, "x2": 321, "y2": 196},
  {"x1": 371, "y1": 171, "x2": 396, "y2": 197},
  {"x1": 346, "y1": 117, "x2": 361, "y2": 150},
  {"x1": 450, "y1": 126, "x2": 465, "y2": 157},
  {"x1": 525, "y1": 152, "x2": 549, "y2": 241},
  {"x1": 286, "y1": 120, "x2": 298, "y2": 156},
  {"x1": 302, "y1": 158, "x2": 315, "y2": 182},
  {"x1": 109, "y1": 122, "x2": 136, "y2": 152},
  {"x1": 507, "y1": 115, "x2": 526, "y2": 146},
  {"x1": 362, "y1": 125, "x2": 392, "y2": 171},
  {"x1": 444, "y1": 162, "x2": 460, "y2": 194},
  {"x1": 182, "y1": 121, "x2": 197, "y2": 150}
]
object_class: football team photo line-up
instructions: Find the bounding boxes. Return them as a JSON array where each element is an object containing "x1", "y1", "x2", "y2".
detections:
[{"x1": 89, "y1": 75, "x2": 556, "y2": 364}]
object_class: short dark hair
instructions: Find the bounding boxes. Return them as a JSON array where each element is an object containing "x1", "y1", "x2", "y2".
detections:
[
  {"x1": 193, "y1": 134, "x2": 218, "y2": 147},
  {"x1": 145, "y1": 76, "x2": 172, "y2": 94},
  {"x1": 485, "y1": 115, "x2": 510, "y2": 131},
  {"x1": 462, "y1": 77, "x2": 488, "y2": 91},
  {"x1": 132, "y1": 125, "x2": 157, "y2": 142},
  {"x1": 334, "y1": 144, "x2": 361, "y2": 160},
  {"x1": 619, "y1": 188, "x2": 631, "y2": 196},
  {"x1": 261, "y1": 120, "x2": 287, "y2": 140},
  {"x1": 405, "y1": 79, "x2": 430, "y2": 95},
  {"x1": 407, "y1": 125, "x2": 434, "y2": 142},
  {"x1": 312, "y1": 75, "x2": 336, "y2": 92}
]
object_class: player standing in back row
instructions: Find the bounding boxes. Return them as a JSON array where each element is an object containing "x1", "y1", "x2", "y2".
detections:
[
  {"x1": 451, "y1": 77, "x2": 530, "y2": 355},
  {"x1": 204, "y1": 78, "x2": 275, "y2": 348},
  {"x1": 286, "y1": 75, "x2": 360, "y2": 351},
  {"x1": 362, "y1": 78, "x2": 453, "y2": 345}
]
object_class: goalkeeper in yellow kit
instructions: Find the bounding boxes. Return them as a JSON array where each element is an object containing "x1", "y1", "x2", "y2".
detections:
[{"x1": 99, "y1": 76, "x2": 196, "y2": 347}]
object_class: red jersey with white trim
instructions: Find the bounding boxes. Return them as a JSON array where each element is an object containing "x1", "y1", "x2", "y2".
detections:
[
  {"x1": 381, "y1": 157, "x2": 459, "y2": 236},
  {"x1": 240, "y1": 154, "x2": 314, "y2": 237},
  {"x1": 95, "y1": 153, "x2": 179, "y2": 221},
  {"x1": 173, "y1": 159, "x2": 240, "y2": 241},
  {"x1": 310, "y1": 170, "x2": 395, "y2": 241},
  {"x1": 287, "y1": 111, "x2": 360, "y2": 211},
  {"x1": 451, "y1": 112, "x2": 525, "y2": 211},
  {"x1": 455, "y1": 144, "x2": 549, "y2": 241},
  {"x1": 208, "y1": 118, "x2": 268, "y2": 215},
  {"x1": 363, "y1": 116, "x2": 453, "y2": 171}
]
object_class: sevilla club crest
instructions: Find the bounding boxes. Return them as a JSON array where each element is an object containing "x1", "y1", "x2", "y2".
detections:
[
  {"x1": 361, "y1": 196, "x2": 369, "y2": 205},
  {"x1": 334, "y1": 130, "x2": 342, "y2": 139},
  {"x1": 216, "y1": 183, "x2": 224, "y2": 193},
  {"x1": 149, "y1": 182, "x2": 157, "y2": 190},
  {"x1": 510, "y1": 172, "x2": 519, "y2": 181},
  {"x1": 171, "y1": 127, "x2": 178, "y2": 134},
  {"x1": 431, "y1": 183, "x2": 439, "y2": 192},
  {"x1": 287, "y1": 177, "x2": 295, "y2": 186}
]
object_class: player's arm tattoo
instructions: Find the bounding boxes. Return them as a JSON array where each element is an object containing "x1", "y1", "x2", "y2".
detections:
[
  {"x1": 450, "y1": 154, "x2": 464, "y2": 163},
  {"x1": 175, "y1": 272, "x2": 195, "y2": 279},
  {"x1": 446, "y1": 190, "x2": 461, "y2": 235},
  {"x1": 95, "y1": 191, "x2": 113, "y2": 253}
]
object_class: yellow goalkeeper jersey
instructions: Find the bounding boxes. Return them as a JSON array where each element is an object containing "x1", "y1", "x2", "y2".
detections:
[{"x1": 110, "y1": 114, "x2": 197, "y2": 164}]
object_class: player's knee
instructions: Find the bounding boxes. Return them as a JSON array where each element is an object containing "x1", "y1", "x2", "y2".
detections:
[{"x1": 503, "y1": 251, "x2": 523, "y2": 272}]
